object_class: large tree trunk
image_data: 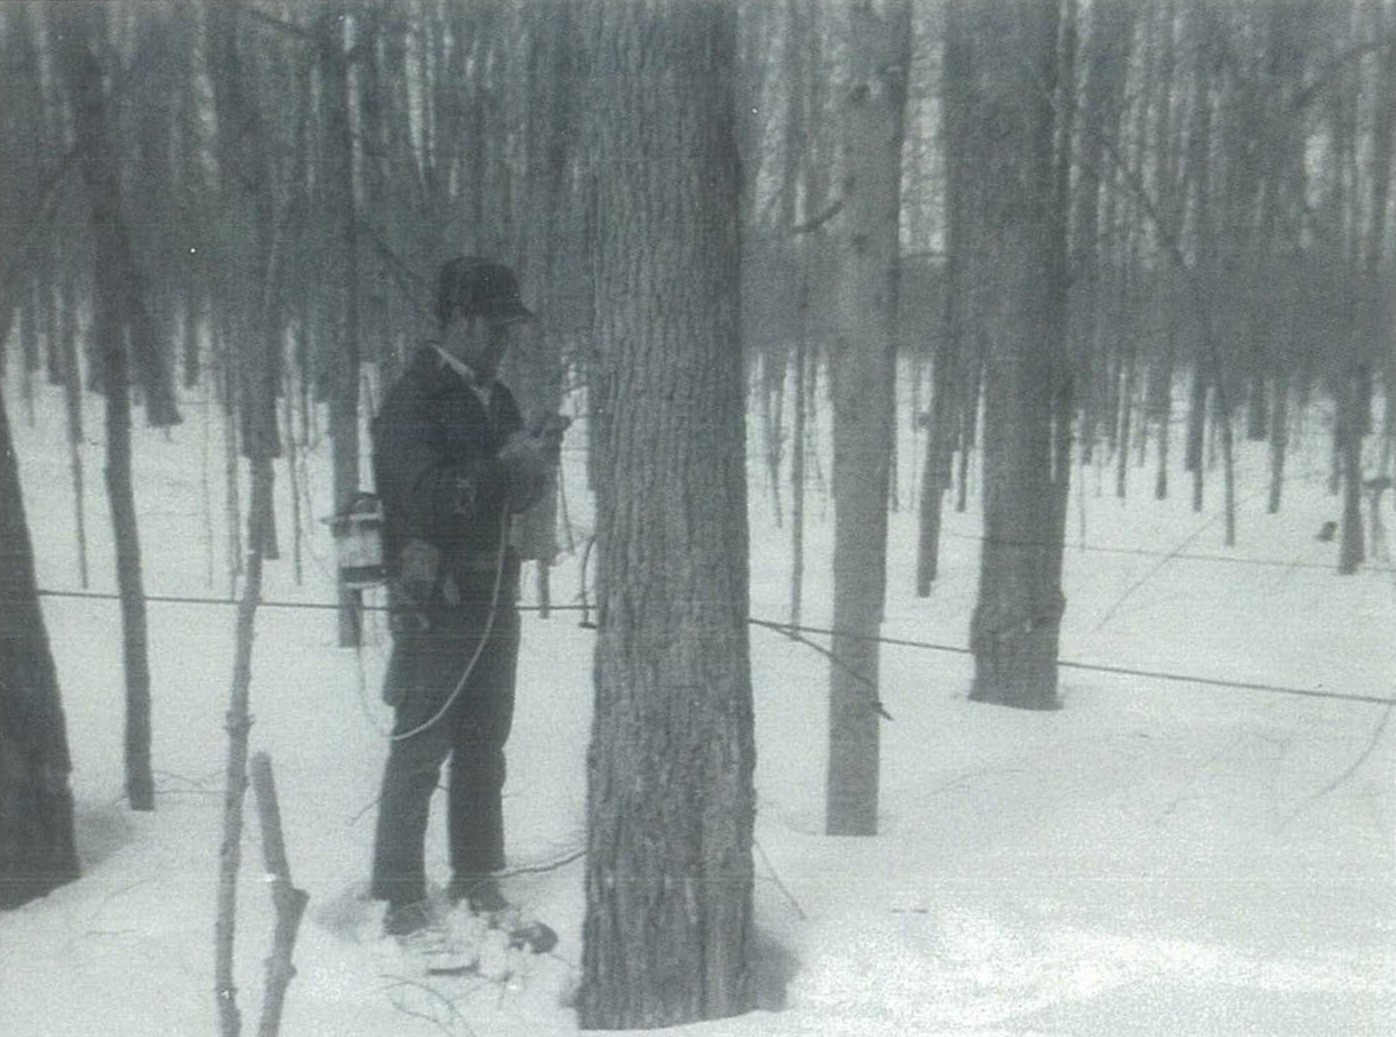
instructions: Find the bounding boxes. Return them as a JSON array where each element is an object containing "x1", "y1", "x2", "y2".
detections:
[
  {"x1": 825, "y1": 0, "x2": 911, "y2": 838},
  {"x1": 962, "y1": 0, "x2": 1070, "y2": 711},
  {"x1": 578, "y1": 2, "x2": 755, "y2": 1027},
  {"x1": 0, "y1": 391, "x2": 80, "y2": 910}
]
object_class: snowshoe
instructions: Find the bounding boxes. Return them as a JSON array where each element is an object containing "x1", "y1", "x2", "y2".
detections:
[{"x1": 449, "y1": 875, "x2": 559, "y2": 955}]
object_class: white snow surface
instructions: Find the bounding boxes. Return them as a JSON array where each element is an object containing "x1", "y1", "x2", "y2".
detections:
[{"x1": 2, "y1": 382, "x2": 1393, "y2": 1036}]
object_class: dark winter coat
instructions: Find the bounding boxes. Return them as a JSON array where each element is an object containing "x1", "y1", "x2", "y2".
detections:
[{"x1": 371, "y1": 346, "x2": 533, "y2": 601}]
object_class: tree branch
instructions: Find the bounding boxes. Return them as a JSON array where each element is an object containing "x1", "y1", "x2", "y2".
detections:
[
  {"x1": 0, "y1": 143, "x2": 84, "y2": 348},
  {"x1": 358, "y1": 220, "x2": 432, "y2": 313},
  {"x1": 240, "y1": 5, "x2": 318, "y2": 45},
  {"x1": 789, "y1": 196, "x2": 845, "y2": 235},
  {"x1": 1293, "y1": 33, "x2": 1396, "y2": 113}
]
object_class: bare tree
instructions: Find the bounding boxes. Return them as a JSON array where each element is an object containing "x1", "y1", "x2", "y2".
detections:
[
  {"x1": 0, "y1": 391, "x2": 80, "y2": 910},
  {"x1": 577, "y1": 0, "x2": 755, "y2": 1027},
  {"x1": 959, "y1": 0, "x2": 1072, "y2": 711},
  {"x1": 1071, "y1": 0, "x2": 1135, "y2": 472},
  {"x1": 918, "y1": 0, "x2": 971, "y2": 596},
  {"x1": 825, "y1": 0, "x2": 912, "y2": 837},
  {"x1": 1340, "y1": 0, "x2": 1395, "y2": 573},
  {"x1": 54, "y1": 2, "x2": 181, "y2": 811},
  {"x1": 318, "y1": 5, "x2": 366, "y2": 643},
  {"x1": 787, "y1": 0, "x2": 832, "y2": 627},
  {"x1": 507, "y1": 0, "x2": 578, "y2": 614},
  {"x1": 205, "y1": 1, "x2": 286, "y2": 1030}
]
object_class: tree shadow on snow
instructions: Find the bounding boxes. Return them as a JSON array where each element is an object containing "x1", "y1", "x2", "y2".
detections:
[
  {"x1": 74, "y1": 801, "x2": 137, "y2": 871},
  {"x1": 753, "y1": 926, "x2": 800, "y2": 1011}
]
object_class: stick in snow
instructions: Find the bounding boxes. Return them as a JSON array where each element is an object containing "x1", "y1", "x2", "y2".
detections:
[{"x1": 251, "y1": 752, "x2": 309, "y2": 1037}]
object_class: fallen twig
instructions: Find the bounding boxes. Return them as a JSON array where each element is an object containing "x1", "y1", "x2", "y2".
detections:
[
  {"x1": 382, "y1": 975, "x2": 477, "y2": 1035},
  {"x1": 754, "y1": 837, "x2": 807, "y2": 922}
]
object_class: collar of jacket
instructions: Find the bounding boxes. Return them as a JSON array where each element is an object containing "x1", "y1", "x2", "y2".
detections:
[
  {"x1": 430, "y1": 342, "x2": 482, "y2": 385},
  {"x1": 417, "y1": 343, "x2": 496, "y2": 411}
]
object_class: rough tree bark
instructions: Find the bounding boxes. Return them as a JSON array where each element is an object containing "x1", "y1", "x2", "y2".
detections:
[
  {"x1": 578, "y1": 1, "x2": 756, "y2": 1027},
  {"x1": 0, "y1": 391, "x2": 81, "y2": 910}
]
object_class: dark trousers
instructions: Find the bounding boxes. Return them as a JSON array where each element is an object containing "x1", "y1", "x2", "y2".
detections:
[{"x1": 370, "y1": 589, "x2": 519, "y2": 906}]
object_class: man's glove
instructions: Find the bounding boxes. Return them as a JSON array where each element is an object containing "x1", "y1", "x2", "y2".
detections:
[
  {"x1": 497, "y1": 430, "x2": 552, "y2": 508},
  {"x1": 529, "y1": 413, "x2": 571, "y2": 463},
  {"x1": 389, "y1": 539, "x2": 439, "y2": 634}
]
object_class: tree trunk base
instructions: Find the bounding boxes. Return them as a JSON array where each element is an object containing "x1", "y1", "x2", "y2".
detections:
[
  {"x1": 0, "y1": 742, "x2": 81, "y2": 910},
  {"x1": 969, "y1": 604, "x2": 1062, "y2": 711}
]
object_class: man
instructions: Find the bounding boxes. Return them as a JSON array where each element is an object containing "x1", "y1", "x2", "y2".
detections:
[{"x1": 369, "y1": 256, "x2": 561, "y2": 936}]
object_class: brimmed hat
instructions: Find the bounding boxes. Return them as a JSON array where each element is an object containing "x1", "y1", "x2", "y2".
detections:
[{"x1": 436, "y1": 256, "x2": 535, "y2": 326}]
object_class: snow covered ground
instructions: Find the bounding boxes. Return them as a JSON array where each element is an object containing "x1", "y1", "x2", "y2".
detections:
[{"x1": 2, "y1": 380, "x2": 1393, "y2": 1036}]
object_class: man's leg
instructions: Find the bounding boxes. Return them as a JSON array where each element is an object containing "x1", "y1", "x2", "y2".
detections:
[
  {"x1": 447, "y1": 607, "x2": 519, "y2": 894},
  {"x1": 370, "y1": 637, "x2": 457, "y2": 907}
]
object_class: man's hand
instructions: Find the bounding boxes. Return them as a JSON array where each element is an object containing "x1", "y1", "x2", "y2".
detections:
[
  {"x1": 497, "y1": 418, "x2": 566, "y2": 510},
  {"x1": 529, "y1": 413, "x2": 572, "y2": 463},
  {"x1": 497, "y1": 427, "x2": 555, "y2": 503}
]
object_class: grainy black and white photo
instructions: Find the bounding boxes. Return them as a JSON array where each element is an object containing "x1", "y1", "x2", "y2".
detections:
[{"x1": 1, "y1": 0, "x2": 1393, "y2": 1033}]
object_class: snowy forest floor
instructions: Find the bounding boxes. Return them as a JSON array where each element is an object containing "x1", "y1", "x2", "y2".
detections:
[{"x1": 2, "y1": 382, "x2": 1394, "y2": 1036}]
